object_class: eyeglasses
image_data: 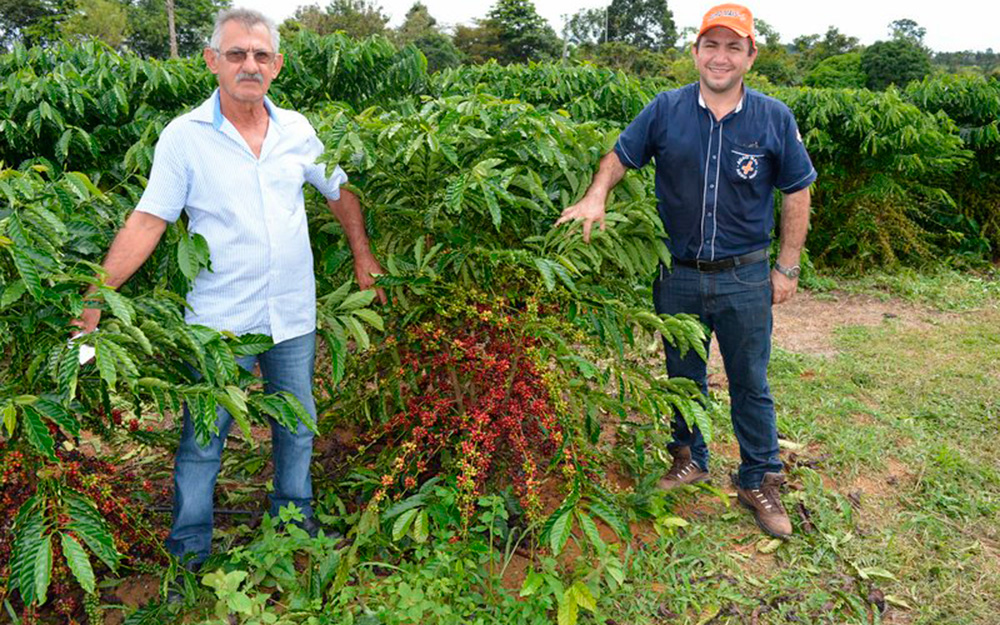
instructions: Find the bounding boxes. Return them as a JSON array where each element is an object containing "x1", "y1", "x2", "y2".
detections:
[{"x1": 217, "y1": 48, "x2": 276, "y2": 65}]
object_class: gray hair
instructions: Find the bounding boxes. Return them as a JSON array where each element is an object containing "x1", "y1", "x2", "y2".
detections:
[{"x1": 210, "y1": 8, "x2": 280, "y2": 53}]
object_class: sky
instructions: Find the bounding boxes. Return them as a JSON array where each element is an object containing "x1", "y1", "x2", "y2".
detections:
[{"x1": 238, "y1": 0, "x2": 998, "y2": 53}]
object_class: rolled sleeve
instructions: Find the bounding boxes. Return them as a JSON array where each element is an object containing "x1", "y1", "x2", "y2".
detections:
[
  {"x1": 775, "y1": 111, "x2": 817, "y2": 193},
  {"x1": 134, "y1": 124, "x2": 188, "y2": 223},
  {"x1": 614, "y1": 94, "x2": 663, "y2": 170},
  {"x1": 302, "y1": 132, "x2": 348, "y2": 201}
]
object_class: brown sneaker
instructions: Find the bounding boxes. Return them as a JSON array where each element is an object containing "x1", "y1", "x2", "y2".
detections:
[
  {"x1": 735, "y1": 472, "x2": 793, "y2": 539},
  {"x1": 658, "y1": 446, "x2": 709, "y2": 490}
]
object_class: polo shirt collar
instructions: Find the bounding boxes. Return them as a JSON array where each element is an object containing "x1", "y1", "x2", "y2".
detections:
[
  {"x1": 697, "y1": 85, "x2": 746, "y2": 115},
  {"x1": 190, "y1": 88, "x2": 280, "y2": 131}
]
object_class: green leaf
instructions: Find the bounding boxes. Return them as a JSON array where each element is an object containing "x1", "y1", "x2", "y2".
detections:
[
  {"x1": 482, "y1": 182, "x2": 501, "y2": 227},
  {"x1": 570, "y1": 581, "x2": 596, "y2": 612},
  {"x1": 216, "y1": 386, "x2": 251, "y2": 440},
  {"x1": 533, "y1": 258, "x2": 556, "y2": 291},
  {"x1": 33, "y1": 532, "x2": 53, "y2": 606},
  {"x1": 64, "y1": 490, "x2": 120, "y2": 572},
  {"x1": 337, "y1": 289, "x2": 376, "y2": 311},
  {"x1": 33, "y1": 397, "x2": 79, "y2": 439},
  {"x1": 695, "y1": 604, "x2": 721, "y2": 625},
  {"x1": 3, "y1": 402, "x2": 16, "y2": 437},
  {"x1": 587, "y1": 499, "x2": 630, "y2": 541},
  {"x1": 230, "y1": 333, "x2": 273, "y2": 356},
  {"x1": 549, "y1": 509, "x2": 574, "y2": 556},
  {"x1": 557, "y1": 590, "x2": 578, "y2": 625},
  {"x1": 123, "y1": 324, "x2": 153, "y2": 355},
  {"x1": 58, "y1": 344, "x2": 81, "y2": 399},
  {"x1": 352, "y1": 308, "x2": 384, "y2": 332},
  {"x1": 176, "y1": 231, "x2": 210, "y2": 281},
  {"x1": 22, "y1": 406, "x2": 56, "y2": 461},
  {"x1": 94, "y1": 339, "x2": 117, "y2": 389},
  {"x1": 63, "y1": 171, "x2": 97, "y2": 200},
  {"x1": 575, "y1": 510, "x2": 605, "y2": 553},
  {"x1": 11, "y1": 496, "x2": 48, "y2": 606},
  {"x1": 100, "y1": 287, "x2": 134, "y2": 326},
  {"x1": 410, "y1": 510, "x2": 430, "y2": 543},
  {"x1": 10, "y1": 246, "x2": 43, "y2": 299},
  {"x1": 520, "y1": 570, "x2": 544, "y2": 597},
  {"x1": 342, "y1": 316, "x2": 371, "y2": 351},
  {"x1": 276, "y1": 391, "x2": 317, "y2": 433},
  {"x1": 60, "y1": 533, "x2": 95, "y2": 594},
  {"x1": 392, "y1": 508, "x2": 418, "y2": 541},
  {"x1": 1, "y1": 279, "x2": 26, "y2": 309}
]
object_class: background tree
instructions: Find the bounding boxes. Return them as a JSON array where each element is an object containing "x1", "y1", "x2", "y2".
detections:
[
  {"x1": 862, "y1": 38, "x2": 932, "y2": 90},
  {"x1": 478, "y1": 0, "x2": 560, "y2": 64},
  {"x1": 279, "y1": 0, "x2": 388, "y2": 40},
  {"x1": 805, "y1": 52, "x2": 866, "y2": 88},
  {"x1": 396, "y1": 2, "x2": 435, "y2": 42},
  {"x1": 750, "y1": 18, "x2": 800, "y2": 85},
  {"x1": 394, "y1": 2, "x2": 461, "y2": 72},
  {"x1": 606, "y1": 0, "x2": 676, "y2": 51},
  {"x1": 0, "y1": 0, "x2": 72, "y2": 49},
  {"x1": 574, "y1": 41, "x2": 677, "y2": 77},
  {"x1": 125, "y1": 0, "x2": 229, "y2": 58},
  {"x1": 793, "y1": 26, "x2": 860, "y2": 72},
  {"x1": 60, "y1": 0, "x2": 131, "y2": 48},
  {"x1": 563, "y1": 7, "x2": 605, "y2": 46},
  {"x1": 889, "y1": 18, "x2": 926, "y2": 46},
  {"x1": 453, "y1": 20, "x2": 504, "y2": 64}
]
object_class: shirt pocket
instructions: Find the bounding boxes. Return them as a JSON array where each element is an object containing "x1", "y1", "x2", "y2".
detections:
[
  {"x1": 723, "y1": 137, "x2": 771, "y2": 186},
  {"x1": 270, "y1": 162, "x2": 306, "y2": 213}
]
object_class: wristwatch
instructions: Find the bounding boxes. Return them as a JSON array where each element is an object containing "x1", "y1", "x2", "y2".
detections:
[{"x1": 774, "y1": 262, "x2": 801, "y2": 279}]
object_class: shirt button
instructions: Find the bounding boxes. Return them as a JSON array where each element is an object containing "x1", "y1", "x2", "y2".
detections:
[
  {"x1": 711, "y1": 155, "x2": 717, "y2": 160},
  {"x1": 708, "y1": 212, "x2": 713, "y2": 217},
  {"x1": 709, "y1": 184, "x2": 715, "y2": 189}
]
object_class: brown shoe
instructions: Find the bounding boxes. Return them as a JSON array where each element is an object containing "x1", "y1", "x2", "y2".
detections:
[
  {"x1": 658, "y1": 446, "x2": 709, "y2": 490},
  {"x1": 735, "y1": 472, "x2": 793, "y2": 538}
]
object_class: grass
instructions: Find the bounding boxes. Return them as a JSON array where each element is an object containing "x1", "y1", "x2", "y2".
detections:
[{"x1": 600, "y1": 270, "x2": 1000, "y2": 624}]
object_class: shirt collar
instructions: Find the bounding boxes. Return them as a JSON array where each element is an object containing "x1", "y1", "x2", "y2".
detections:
[
  {"x1": 697, "y1": 85, "x2": 746, "y2": 115},
  {"x1": 190, "y1": 89, "x2": 280, "y2": 131}
]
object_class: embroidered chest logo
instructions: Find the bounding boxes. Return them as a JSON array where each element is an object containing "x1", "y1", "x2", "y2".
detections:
[{"x1": 734, "y1": 153, "x2": 760, "y2": 180}]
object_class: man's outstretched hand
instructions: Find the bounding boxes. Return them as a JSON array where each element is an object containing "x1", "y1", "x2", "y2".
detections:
[{"x1": 555, "y1": 195, "x2": 606, "y2": 243}]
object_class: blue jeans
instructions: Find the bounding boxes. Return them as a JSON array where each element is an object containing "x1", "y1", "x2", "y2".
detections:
[
  {"x1": 166, "y1": 331, "x2": 317, "y2": 565},
  {"x1": 653, "y1": 259, "x2": 781, "y2": 489}
]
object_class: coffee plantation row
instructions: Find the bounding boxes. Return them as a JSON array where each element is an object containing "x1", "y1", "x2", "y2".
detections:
[{"x1": 0, "y1": 32, "x2": 997, "y2": 623}]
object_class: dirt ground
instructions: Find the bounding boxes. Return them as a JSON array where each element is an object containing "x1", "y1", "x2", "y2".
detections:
[{"x1": 706, "y1": 289, "x2": 954, "y2": 386}]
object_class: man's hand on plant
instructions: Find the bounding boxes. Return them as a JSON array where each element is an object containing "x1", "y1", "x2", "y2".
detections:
[
  {"x1": 556, "y1": 196, "x2": 606, "y2": 244},
  {"x1": 70, "y1": 307, "x2": 102, "y2": 335},
  {"x1": 354, "y1": 253, "x2": 388, "y2": 305}
]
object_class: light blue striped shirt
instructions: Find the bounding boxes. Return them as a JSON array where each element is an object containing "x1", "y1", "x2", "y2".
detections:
[{"x1": 135, "y1": 89, "x2": 347, "y2": 344}]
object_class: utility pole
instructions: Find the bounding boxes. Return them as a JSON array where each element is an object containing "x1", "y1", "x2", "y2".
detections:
[
  {"x1": 166, "y1": 0, "x2": 179, "y2": 59},
  {"x1": 604, "y1": 6, "x2": 608, "y2": 43}
]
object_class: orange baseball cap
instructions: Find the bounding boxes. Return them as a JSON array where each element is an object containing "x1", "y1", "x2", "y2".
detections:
[{"x1": 698, "y1": 3, "x2": 757, "y2": 50}]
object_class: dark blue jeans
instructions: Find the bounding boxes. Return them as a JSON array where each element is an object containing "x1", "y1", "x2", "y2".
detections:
[
  {"x1": 653, "y1": 259, "x2": 781, "y2": 489},
  {"x1": 166, "y1": 331, "x2": 317, "y2": 566}
]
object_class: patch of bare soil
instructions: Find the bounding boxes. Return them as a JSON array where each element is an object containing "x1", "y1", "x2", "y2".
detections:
[
  {"x1": 103, "y1": 574, "x2": 161, "y2": 625},
  {"x1": 705, "y1": 289, "x2": 953, "y2": 385},
  {"x1": 773, "y1": 290, "x2": 951, "y2": 357}
]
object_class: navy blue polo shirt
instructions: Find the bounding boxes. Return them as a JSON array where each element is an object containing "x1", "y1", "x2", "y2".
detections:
[{"x1": 614, "y1": 83, "x2": 817, "y2": 262}]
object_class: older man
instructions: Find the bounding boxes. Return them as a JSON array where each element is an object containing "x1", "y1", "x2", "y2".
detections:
[
  {"x1": 75, "y1": 8, "x2": 383, "y2": 567},
  {"x1": 558, "y1": 4, "x2": 816, "y2": 538}
]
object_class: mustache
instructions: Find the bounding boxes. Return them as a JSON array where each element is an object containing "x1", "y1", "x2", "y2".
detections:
[{"x1": 236, "y1": 72, "x2": 264, "y2": 84}]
